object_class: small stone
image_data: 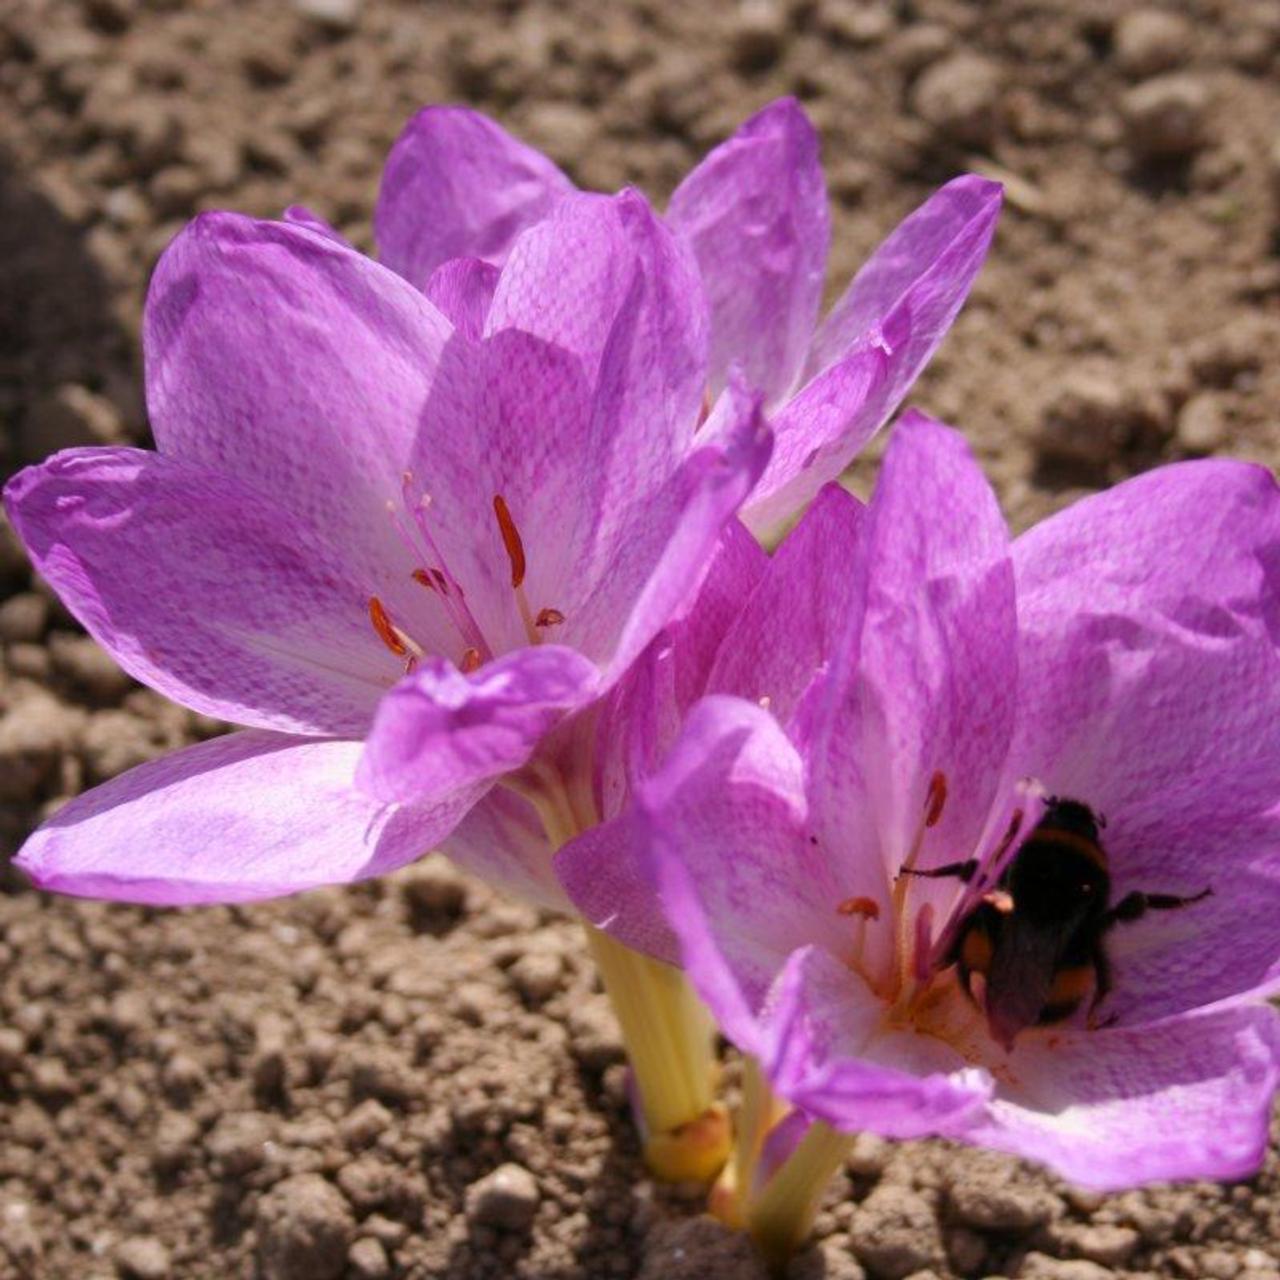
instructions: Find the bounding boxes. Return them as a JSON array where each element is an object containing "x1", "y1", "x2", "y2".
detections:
[
  {"x1": 509, "y1": 950, "x2": 565, "y2": 1003},
  {"x1": 336, "y1": 1156, "x2": 396, "y2": 1216},
  {"x1": 114, "y1": 1235, "x2": 170, "y2": 1279},
  {"x1": 731, "y1": 0, "x2": 787, "y2": 71},
  {"x1": 256, "y1": 1174, "x2": 355, "y2": 1280},
  {"x1": 20, "y1": 384, "x2": 123, "y2": 461},
  {"x1": 291, "y1": 0, "x2": 361, "y2": 30},
  {"x1": 944, "y1": 1224, "x2": 987, "y2": 1274},
  {"x1": 946, "y1": 1155, "x2": 1061, "y2": 1232},
  {"x1": 911, "y1": 53, "x2": 1002, "y2": 148},
  {"x1": 48, "y1": 633, "x2": 132, "y2": 702},
  {"x1": 846, "y1": 1131, "x2": 891, "y2": 1178},
  {"x1": 1038, "y1": 372, "x2": 1134, "y2": 467},
  {"x1": 400, "y1": 854, "x2": 467, "y2": 918},
  {"x1": 1019, "y1": 1254, "x2": 1112, "y2": 1280},
  {"x1": 349, "y1": 1047, "x2": 413, "y2": 1106},
  {"x1": 1114, "y1": 9, "x2": 1192, "y2": 77},
  {"x1": 0, "y1": 593, "x2": 49, "y2": 644},
  {"x1": 80, "y1": 710, "x2": 160, "y2": 783},
  {"x1": 890, "y1": 23, "x2": 953, "y2": 74},
  {"x1": 151, "y1": 1112, "x2": 200, "y2": 1172},
  {"x1": 161, "y1": 1052, "x2": 205, "y2": 1103},
  {"x1": 0, "y1": 1027, "x2": 26, "y2": 1073},
  {"x1": 30, "y1": 1057, "x2": 74, "y2": 1102},
  {"x1": 464, "y1": 1162, "x2": 540, "y2": 1231},
  {"x1": 639, "y1": 1217, "x2": 771, "y2": 1280},
  {"x1": 1122, "y1": 73, "x2": 1210, "y2": 160},
  {"x1": 850, "y1": 1185, "x2": 946, "y2": 1280},
  {"x1": 1046, "y1": 1222, "x2": 1140, "y2": 1267},
  {"x1": 1176, "y1": 392, "x2": 1228, "y2": 453},
  {"x1": 6, "y1": 642, "x2": 52, "y2": 682},
  {"x1": 566, "y1": 995, "x2": 624, "y2": 1070},
  {"x1": 204, "y1": 1111, "x2": 271, "y2": 1175},
  {"x1": 788, "y1": 1238, "x2": 867, "y2": 1280},
  {"x1": 347, "y1": 1237, "x2": 390, "y2": 1280},
  {"x1": 340, "y1": 1099, "x2": 392, "y2": 1149}
]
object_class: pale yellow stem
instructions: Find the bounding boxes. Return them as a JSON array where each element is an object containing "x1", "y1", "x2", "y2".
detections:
[
  {"x1": 747, "y1": 1119, "x2": 854, "y2": 1272},
  {"x1": 505, "y1": 759, "x2": 729, "y2": 1182}
]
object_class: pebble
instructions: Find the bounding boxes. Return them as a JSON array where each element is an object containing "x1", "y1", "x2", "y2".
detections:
[
  {"x1": 566, "y1": 995, "x2": 624, "y2": 1070},
  {"x1": 910, "y1": 53, "x2": 1002, "y2": 148},
  {"x1": 1114, "y1": 9, "x2": 1192, "y2": 78},
  {"x1": 400, "y1": 854, "x2": 467, "y2": 918},
  {"x1": 48, "y1": 633, "x2": 131, "y2": 702},
  {"x1": 788, "y1": 1238, "x2": 867, "y2": 1280},
  {"x1": 1038, "y1": 371, "x2": 1145, "y2": 467},
  {"x1": 347, "y1": 1236, "x2": 391, "y2": 1280},
  {"x1": 114, "y1": 1235, "x2": 170, "y2": 1279},
  {"x1": 204, "y1": 1111, "x2": 271, "y2": 1175},
  {"x1": 0, "y1": 690, "x2": 84, "y2": 802},
  {"x1": 256, "y1": 1173, "x2": 355, "y2": 1280},
  {"x1": 464, "y1": 1162, "x2": 540, "y2": 1230},
  {"x1": 730, "y1": 0, "x2": 787, "y2": 72},
  {"x1": 946, "y1": 1157, "x2": 1061, "y2": 1232},
  {"x1": 509, "y1": 950, "x2": 565, "y2": 1003},
  {"x1": 849, "y1": 1185, "x2": 946, "y2": 1280},
  {"x1": 0, "y1": 593, "x2": 49, "y2": 644},
  {"x1": 339, "y1": 1098, "x2": 392, "y2": 1149},
  {"x1": 151, "y1": 1112, "x2": 200, "y2": 1173},
  {"x1": 846, "y1": 1131, "x2": 891, "y2": 1178},
  {"x1": 291, "y1": 0, "x2": 362, "y2": 31},
  {"x1": 80, "y1": 710, "x2": 161, "y2": 783},
  {"x1": 638, "y1": 1216, "x2": 770, "y2": 1280},
  {"x1": 336, "y1": 1155, "x2": 395, "y2": 1215},
  {"x1": 1122, "y1": 73, "x2": 1210, "y2": 159},
  {"x1": 1176, "y1": 391, "x2": 1228, "y2": 453},
  {"x1": 1019, "y1": 1254, "x2": 1112, "y2": 1280},
  {"x1": 1045, "y1": 1221, "x2": 1141, "y2": 1267}
]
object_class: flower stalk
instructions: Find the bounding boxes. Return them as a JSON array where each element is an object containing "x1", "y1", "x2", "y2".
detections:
[
  {"x1": 512, "y1": 757, "x2": 729, "y2": 1183},
  {"x1": 746, "y1": 1118, "x2": 853, "y2": 1272}
]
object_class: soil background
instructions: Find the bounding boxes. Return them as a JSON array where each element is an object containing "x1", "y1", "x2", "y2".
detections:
[{"x1": 2, "y1": 0, "x2": 1280, "y2": 1277}]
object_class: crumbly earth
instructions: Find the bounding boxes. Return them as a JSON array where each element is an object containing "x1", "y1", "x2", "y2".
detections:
[{"x1": 1, "y1": 0, "x2": 1279, "y2": 1276}]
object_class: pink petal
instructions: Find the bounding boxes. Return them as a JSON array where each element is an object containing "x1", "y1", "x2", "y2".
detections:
[
  {"x1": 442, "y1": 785, "x2": 568, "y2": 913},
  {"x1": 4, "y1": 448, "x2": 403, "y2": 736},
  {"x1": 357, "y1": 645, "x2": 600, "y2": 806},
  {"x1": 668, "y1": 98, "x2": 829, "y2": 406},
  {"x1": 16, "y1": 731, "x2": 482, "y2": 905},
  {"x1": 708, "y1": 483, "x2": 865, "y2": 736},
  {"x1": 747, "y1": 177, "x2": 1002, "y2": 534},
  {"x1": 958, "y1": 1006, "x2": 1280, "y2": 1188},
  {"x1": 423, "y1": 257, "x2": 499, "y2": 339},
  {"x1": 375, "y1": 105, "x2": 574, "y2": 290},
  {"x1": 811, "y1": 412, "x2": 1016, "y2": 936},
  {"x1": 1011, "y1": 459, "x2": 1280, "y2": 1023},
  {"x1": 144, "y1": 212, "x2": 453, "y2": 598}
]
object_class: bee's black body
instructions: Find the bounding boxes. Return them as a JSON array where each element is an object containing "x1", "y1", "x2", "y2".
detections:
[{"x1": 913, "y1": 797, "x2": 1210, "y2": 1049}]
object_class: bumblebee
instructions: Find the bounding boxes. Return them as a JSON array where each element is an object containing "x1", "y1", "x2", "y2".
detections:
[{"x1": 910, "y1": 798, "x2": 1210, "y2": 1050}]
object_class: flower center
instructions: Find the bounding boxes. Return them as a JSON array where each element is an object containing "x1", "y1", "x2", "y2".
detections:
[{"x1": 366, "y1": 476, "x2": 565, "y2": 675}]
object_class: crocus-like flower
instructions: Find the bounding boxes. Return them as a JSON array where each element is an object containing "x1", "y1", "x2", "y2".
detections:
[
  {"x1": 4, "y1": 189, "x2": 769, "y2": 907},
  {"x1": 373, "y1": 98, "x2": 1002, "y2": 536},
  {"x1": 601, "y1": 413, "x2": 1280, "y2": 1193}
]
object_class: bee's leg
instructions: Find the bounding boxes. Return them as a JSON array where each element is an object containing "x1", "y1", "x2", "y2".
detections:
[
  {"x1": 1085, "y1": 945, "x2": 1116, "y2": 1030},
  {"x1": 1107, "y1": 886, "x2": 1212, "y2": 925},
  {"x1": 899, "y1": 858, "x2": 979, "y2": 883}
]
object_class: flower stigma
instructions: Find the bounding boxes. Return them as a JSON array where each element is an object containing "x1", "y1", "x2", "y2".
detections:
[{"x1": 366, "y1": 478, "x2": 566, "y2": 676}]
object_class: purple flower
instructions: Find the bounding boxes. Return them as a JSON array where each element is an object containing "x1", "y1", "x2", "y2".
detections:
[
  {"x1": 608, "y1": 414, "x2": 1280, "y2": 1189},
  {"x1": 4, "y1": 190, "x2": 770, "y2": 907},
  {"x1": 374, "y1": 99, "x2": 1002, "y2": 536}
]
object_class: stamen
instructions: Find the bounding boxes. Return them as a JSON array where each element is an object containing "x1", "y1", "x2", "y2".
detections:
[
  {"x1": 535, "y1": 607, "x2": 565, "y2": 629},
  {"x1": 411, "y1": 569, "x2": 437, "y2": 592},
  {"x1": 492, "y1": 494, "x2": 526, "y2": 589},
  {"x1": 983, "y1": 889, "x2": 1015, "y2": 915},
  {"x1": 461, "y1": 647, "x2": 483, "y2": 673},
  {"x1": 369, "y1": 597, "x2": 407, "y2": 656},
  {"x1": 924, "y1": 771, "x2": 948, "y2": 828},
  {"x1": 837, "y1": 897, "x2": 880, "y2": 920}
]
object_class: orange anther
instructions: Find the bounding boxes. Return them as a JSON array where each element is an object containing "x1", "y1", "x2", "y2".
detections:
[
  {"x1": 837, "y1": 896, "x2": 880, "y2": 920},
  {"x1": 460, "y1": 647, "x2": 483, "y2": 673},
  {"x1": 492, "y1": 494, "x2": 526, "y2": 589},
  {"x1": 368, "y1": 597, "x2": 407, "y2": 656},
  {"x1": 924, "y1": 771, "x2": 947, "y2": 828},
  {"x1": 983, "y1": 889, "x2": 1015, "y2": 915},
  {"x1": 411, "y1": 569, "x2": 436, "y2": 591},
  {"x1": 535, "y1": 607, "x2": 565, "y2": 628}
]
